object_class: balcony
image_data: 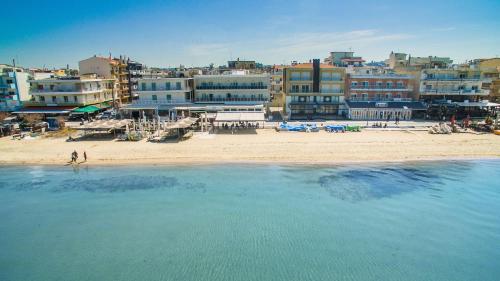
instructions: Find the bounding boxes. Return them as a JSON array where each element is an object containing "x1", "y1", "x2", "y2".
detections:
[
  {"x1": 350, "y1": 86, "x2": 413, "y2": 91},
  {"x1": 421, "y1": 89, "x2": 489, "y2": 96},
  {"x1": 422, "y1": 77, "x2": 481, "y2": 81},
  {"x1": 133, "y1": 99, "x2": 188, "y2": 105},
  {"x1": 289, "y1": 77, "x2": 312, "y2": 81},
  {"x1": 194, "y1": 97, "x2": 268, "y2": 104},
  {"x1": 349, "y1": 97, "x2": 413, "y2": 102},
  {"x1": 195, "y1": 85, "x2": 268, "y2": 90},
  {"x1": 321, "y1": 77, "x2": 343, "y2": 82}
]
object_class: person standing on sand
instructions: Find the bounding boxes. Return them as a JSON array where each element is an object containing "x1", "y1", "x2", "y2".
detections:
[
  {"x1": 83, "y1": 151, "x2": 87, "y2": 162},
  {"x1": 73, "y1": 150, "x2": 79, "y2": 162}
]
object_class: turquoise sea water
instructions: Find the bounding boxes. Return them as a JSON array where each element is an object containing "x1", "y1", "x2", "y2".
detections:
[{"x1": 0, "y1": 161, "x2": 499, "y2": 281}]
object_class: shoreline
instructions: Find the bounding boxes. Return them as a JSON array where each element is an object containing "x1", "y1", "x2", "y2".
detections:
[
  {"x1": 1, "y1": 129, "x2": 499, "y2": 167},
  {"x1": 0, "y1": 156, "x2": 499, "y2": 167}
]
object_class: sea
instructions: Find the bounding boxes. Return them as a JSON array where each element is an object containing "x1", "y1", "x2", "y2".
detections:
[{"x1": 0, "y1": 160, "x2": 499, "y2": 281}]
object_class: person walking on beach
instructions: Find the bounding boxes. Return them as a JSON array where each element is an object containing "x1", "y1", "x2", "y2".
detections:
[
  {"x1": 73, "y1": 150, "x2": 79, "y2": 162},
  {"x1": 83, "y1": 151, "x2": 87, "y2": 162}
]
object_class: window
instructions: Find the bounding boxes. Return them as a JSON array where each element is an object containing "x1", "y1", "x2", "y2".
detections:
[
  {"x1": 291, "y1": 85, "x2": 300, "y2": 93},
  {"x1": 38, "y1": 84, "x2": 44, "y2": 90},
  {"x1": 176, "y1": 82, "x2": 181, "y2": 90},
  {"x1": 350, "y1": 94, "x2": 357, "y2": 100},
  {"x1": 166, "y1": 94, "x2": 172, "y2": 101},
  {"x1": 40, "y1": 96, "x2": 45, "y2": 102},
  {"x1": 376, "y1": 82, "x2": 383, "y2": 88},
  {"x1": 74, "y1": 96, "x2": 78, "y2": 102},
  {"x1": 166, "y1": 82, "x2": 171, "y2": 90},
  {"x1": 152, "y1": 83, "x2": 156, "y2": 91},
  {"x1": 50, "y1": 85, "x2": 55, "y2": 90},
  {"x1": 141, "y1": 83, "x2": 146, "y2": 91},
  {"x1": 301, "y1": 85, "x2": 310, "y2": 93},
  {"x1": 63, "y1": 96, "x2": 68, "y2": 102},
  {"x1": 152, "y1": 94, "x2": 157, "y2": 101},
  {"x1": 385, "y1": 93, "x2": 392, "y2": 100},
  {"x1": 351, "y1": 82, "x2": 358, "y2": 87},
  {"x1": 185, "y1": 92, "x2": 191, "y2": 100},
  {"x1": 362, "y1": 93, "x2": 368, "y2": 100},
  {"x1": 397, "y1": 82, "x2": 404, "y2": 88},
  {"x1": 386, "y1": 82, "x2": 393, "y2": 88},
  {"x1": 362, "y1": 81, "x2": 369, "y2": 88},
  {"x1": 52, "y1": 96, "x2": 57, "y2": 102}
]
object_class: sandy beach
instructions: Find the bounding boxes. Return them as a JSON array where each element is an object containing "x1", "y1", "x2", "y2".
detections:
[{"x1": 1, "y1": 128, "x2": 499, "y2": 165}]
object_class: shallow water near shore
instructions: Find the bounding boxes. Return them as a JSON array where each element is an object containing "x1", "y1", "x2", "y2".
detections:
[{"x1": 0, "y1": 160, "x2": 499, "y2": 281}]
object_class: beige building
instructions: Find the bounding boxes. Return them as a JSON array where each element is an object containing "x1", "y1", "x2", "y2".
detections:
[
  {"x1": 79, "y1": 56, "x2": 130, "y2": 103},
  {"x1": 26, "y1": 76, "x2": 116, "y2": 107},
  {"x1": 283, "y1": 59, "x2": 346, "y2": 119},
  {"x1": 474, "y1": 58, "x2": 500, "y2": 102},
  {"x1": 269, "y1": 65, "x2": 284, "y2": 107},
  {"x1": 419, "y1": 68, "x2": 489, "y2": 104}
]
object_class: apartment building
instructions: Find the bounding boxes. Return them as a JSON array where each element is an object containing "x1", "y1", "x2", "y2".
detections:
[
  {"x1": 387, "y1": 52, "x2": 453, "y2": 69},
  {"x1": 419, "y1": 68, "x2": 488, "y2": 104},
  {"x1": 193, "y1": 74, "x2": 269, "y2": 105},
  {"x1": 472, "y1": 58, "x2": 500, "y2": 102},
  {"x1": 0, "y1": 64, "x2": 31, "y2": 111},
  {"x1": 269, "y1": 65, "x2": 284, "y2": 107},
  {"x1": 79, "y1": 55, "x2": 130, "y2": 103},
  {"x1": 134, "y1": 78, "x2": 194, "y2": 105},
  {"x1": 227, "y1": 59, "x2": 256, "y2": 70},
  {"x1": 26, "y1": 75, "x2": 116, "y2": 108},
  {"x1": 347, "y1": 73, "x2": 415, "y2": 101},
  {"x1": 283, "y1": 59, "x2": 346, "y2": 119},
  {"x1": 344, "y1": 72, "x2": 427, "y2": 120},
  {"x1": 324, "y1": 51, "x2": 365, "y2": 67}
]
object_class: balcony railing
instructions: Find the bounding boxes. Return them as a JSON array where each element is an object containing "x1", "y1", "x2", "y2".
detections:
[
  {"x1": 349, "y1": 97, "x2": 413, "y2": 102},
  {"x1": 132, "y1": 99, "x2": 188, "y2": 105},
  {"x1": 289, "y1": 77, "x2": 312, "y2": 81},
  {"x1": 350, "y1": 86, "x2": 412, "y2": 91},
  {"x1": 195, "y1": 85, "x2": 267, "y2": 90},
  {"x1": 421, "y1": 89, "x2": 488, "y2": 95},
  {"x1": 422, "y1": 77, "x2": 481, "y2": 81},
  {"x1": 321, "y1": 78, "x2": 343, "y2": 81},
  {"x1": 195, "y1": 97, "x2": 268, "y2": 103},
  {"x1": 138, "y1": 87, "x2": 184, "y2": 91}
]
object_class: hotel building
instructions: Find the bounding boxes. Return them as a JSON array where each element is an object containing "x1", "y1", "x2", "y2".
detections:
[
  {"x1": 345, "y1": 72, "x2": 427, "y2": 120},
  {"x1": 269, "y1": 65, "x2": 284, "y2": 107},
  {"x1": 25, "y1": 76, "x2": 116, "y2": 110},
  {"x1": 79, "y1": 56, "x2": 130, "y2": 103},
  {"x1": 283, "y1": 59, "x2": 346, "y2": 119},
  {"x1": 193, "y1": 74, "x2": 269, "y2": 106},
  {"x1": 0, "y1": 64, "x2": 31, "y2": 111},
  {"x1": 419, "y1": 68, "x2": 489, "y2": 104}
]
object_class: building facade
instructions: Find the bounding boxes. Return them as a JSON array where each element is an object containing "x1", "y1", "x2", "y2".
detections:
[
  {"x1": 134, "y1": 78, "x2": 194, "y2": 105},
  {"x1": 0, "y1": 65, "x2": 31, "y2": 111},
  {"x1": 269, "y1": 65, "x2": 284, "y2": 107},
  {"x1": 227, "y1": 59, "x2": 256, "y2": 70},
  {"x1": 347, "y1": 73, "x2": 415, "y2": 101},
  {"x1": 79, "y1": 56, "x2": 130, "y2": 103},
  {"x1": 284, "y1": 59, "x2": 346, "y2": 119},
  {"x1": 26, "y1": 76, "x2": 116, "y2": 107},
  {"x1": 344, "y1": 72, "x2": 427, "y2": 120},
  {"x1": 325, "y1": 51, "x2": 365, "y2": 67},
  {"x1": 193, "y1": 74, "x2": 269, "y2": 105},
  {"x1": 419, "y1": 69, "x2": 489, "y2": 104}
]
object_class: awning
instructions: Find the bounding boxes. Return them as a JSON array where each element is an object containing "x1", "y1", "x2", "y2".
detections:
[
  {"x1": 73, "y1": 119, "x2": 133, "y2": 131},
  {"x1": 165, "y1": 117, "x2": 199, "y2": 129},
  {"x1": 215, "y1": 111, "x2": 265, "y2": 122},
  {"x1": 72, "y1": 105, "x2": 101, "y2": 113},
  {"x1": 455, "y1": 102, "x2": 500, "y2": 107}
]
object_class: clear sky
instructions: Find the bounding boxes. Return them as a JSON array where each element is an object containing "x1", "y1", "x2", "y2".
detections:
[{"x1": 1, "y1": 0, "x2": 499, "y2": 69}]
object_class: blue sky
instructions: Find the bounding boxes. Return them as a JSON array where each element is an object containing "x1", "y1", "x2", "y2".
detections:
[{"x1": 1, "y1": 0, "x2": 499, "y2": 68}]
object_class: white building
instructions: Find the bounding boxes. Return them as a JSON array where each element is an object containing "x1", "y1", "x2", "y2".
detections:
[
  {"x1": 26, "y1": 76, "x2": 116, "y2": 108},
  {"x1": 133, "y1": 77, "x2": 194, "y2": 104},
  {"x1": 193, "y1": 74, "x2": 270, "y2": 105}
]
